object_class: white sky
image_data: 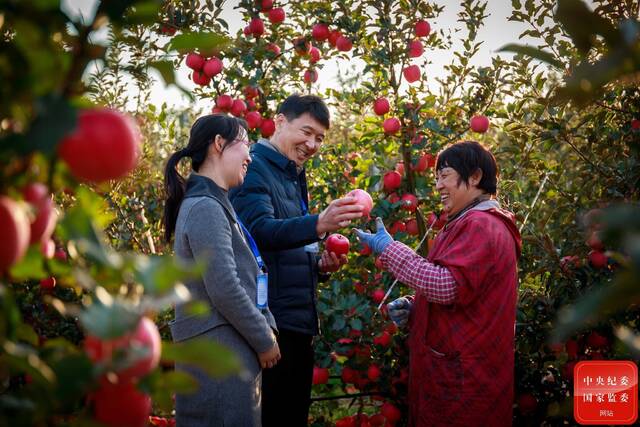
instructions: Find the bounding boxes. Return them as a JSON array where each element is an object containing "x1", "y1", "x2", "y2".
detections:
[{"x1": 62, "y1": 1, "x2": 541, "y2": 113}]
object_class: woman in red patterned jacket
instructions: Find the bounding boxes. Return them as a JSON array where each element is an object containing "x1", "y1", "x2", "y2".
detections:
[{"x1": 355, "y1": 140, "x2": 522, "y2": 427}]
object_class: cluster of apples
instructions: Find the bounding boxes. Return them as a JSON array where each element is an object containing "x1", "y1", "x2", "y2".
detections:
[
  {"x1": 85, "y1": 317, "x2": 161, "y2": 427},
  {"x1": 560, "y1": 208, "x2": 610, "y2": 273},
  {"x1": 1, "y1": 109, "x2": 141, "y2": 277},
  {"x1": 402, "y1": 19, "x2": 431, "y2": 85},
  {"x1": 299, "y1": 21, "x2": 355, "y2": 84},
  {"x1": 334, "y1": 402, "x2": 402, "y2": 426},
  {"x1": 185, "y1": 52, "x2": 224, "y2": 87},
  {"x1": 210, "y1": 88, "x2": 277, "y2": 137},
  {"x1": 242, "y1": 0, "x2": 286, "y2": 38}
]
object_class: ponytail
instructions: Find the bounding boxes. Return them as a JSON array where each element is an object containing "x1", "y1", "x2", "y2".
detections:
[{"x1": 163, "y1": 149, "x2": 187, "y2": 242}]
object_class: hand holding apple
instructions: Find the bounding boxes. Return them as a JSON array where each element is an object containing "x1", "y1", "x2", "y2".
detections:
[
  {"x1": 318, "y1": 249, "x2": 347, "y2": 273},
  {"x1": 316, "y1": 197, "x2": 364, "y2": 236}
]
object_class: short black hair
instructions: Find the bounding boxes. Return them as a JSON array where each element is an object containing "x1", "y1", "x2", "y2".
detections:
[
  {"x1": 277, "y1": 94, "x2": 330, "y2": 129},
  {"x1": 435, "y1": 140, "x2": 498, "y2": 194}
]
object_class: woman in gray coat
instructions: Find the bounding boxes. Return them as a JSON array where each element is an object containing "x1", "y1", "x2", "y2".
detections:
[{"x1": 163, "y1": 114, "x2": 280, "y2": 426}]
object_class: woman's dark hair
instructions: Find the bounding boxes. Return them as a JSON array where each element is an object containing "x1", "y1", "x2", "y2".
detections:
[
  {"x1": 163, "y1": 114, "x2": 247, "y2": 242},
  {"x1": 277, "y1": 94, "x2": 330, "y2": 129},
  {"x1": 435, "y1": 140, "x2": 498, "y2": 194}
]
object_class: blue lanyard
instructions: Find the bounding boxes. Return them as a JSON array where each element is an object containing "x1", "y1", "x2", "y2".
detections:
[
  {"x1": 300, "y1": 197, "x2": 308, "y2": 216},
  {"x1": 236, "y1": 218, "x2": 265, "y2": 270}
]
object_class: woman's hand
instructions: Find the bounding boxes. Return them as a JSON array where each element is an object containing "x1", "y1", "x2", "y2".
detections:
[{"x1": 258, "y1": 341, "x2": 281, "y2": 369}]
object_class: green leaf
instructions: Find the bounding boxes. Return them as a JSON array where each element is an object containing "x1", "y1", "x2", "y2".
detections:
[
  {"x1": 79, "y1": 299, "x2": 140, "y2": 339},
  {"x1": 18, "y1": 95, "x2": 77, "y2": 156},
  {"x1": 50, "y1": 354, "x2": 94, "y2": 405},
  {"x1": 161, "y1": 339, "x2": 242, "y2": 378},
  {"x1": 168, "y1": 32, "x2": 232, "y2": 54},
  {"x1": 349, "y1": 318, "x2": 363, "y2": 330},
  {"x1": 498, "y1": 44, "x2": 563, "y2": 69},
  {"x1": 149, "y1": 60, "x2": 177, "y2": 85},
  {"x1": 125, "y1": 1, "x2": 161, "y2": 24},
  {"x1": 555, "y1": 0, "x2": 620, "y2": 54},
  {"x1": 133, "y1": 254, "x2": 203, "y2": 295},
  {"x1": 332, "y1": 316, "x2": 346, "y2": 330},
  {"x1": 9, "y1": 245, "x2": 47, "y2": 280}
]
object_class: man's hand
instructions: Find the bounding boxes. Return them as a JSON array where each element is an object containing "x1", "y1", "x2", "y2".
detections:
[
  {"x1": 318, "y1": 250, "x2": 347, "y2": 273},
  {"x1": 354, "y1": 217, "x2": 393, "y2": 255},
  {"x1": 387, "y1": 297, "x2": 412, "y2": 327},
  {"x1": 317, "y1": 197, "x2": 364, "y2": 236},
  {"x1": 258, "y1": 341, "x2": 281, "y2": 369}
]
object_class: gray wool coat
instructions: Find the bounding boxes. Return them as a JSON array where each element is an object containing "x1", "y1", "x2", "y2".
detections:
[{"x1": 169, "y1": 173, "x2": 278, "y2": 427}]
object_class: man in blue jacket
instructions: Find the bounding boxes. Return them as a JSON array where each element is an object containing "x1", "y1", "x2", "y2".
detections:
[{"x1": 231, "y1": 94, "x2": 363, "y2": 426}]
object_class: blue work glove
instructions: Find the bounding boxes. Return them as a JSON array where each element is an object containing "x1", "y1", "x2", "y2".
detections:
[
  {"x1": 387, "y1": 297, "x2": 412, "y2": 327},
  {"x1": 354, "y1": 217, "x2": 394, "y2": 255}
]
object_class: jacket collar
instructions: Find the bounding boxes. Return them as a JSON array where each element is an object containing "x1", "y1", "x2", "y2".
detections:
[
  {"x1": 253, "y1": 140, "x2": 301, "y2": 176},
  {"x1": 184, "y1": 173, "x2": 235, "y2": 221}
]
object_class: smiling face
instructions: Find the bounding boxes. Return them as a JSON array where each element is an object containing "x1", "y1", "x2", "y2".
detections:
[
  {"x1": 219, "y1": 128, "x2": 252, "y2": 189},
  {"x1": 271, "y1": 112, "x2": 326, "y2": 167},
  {"x1": 435, "y1": 166, "x2": 484, "y2": 216}
]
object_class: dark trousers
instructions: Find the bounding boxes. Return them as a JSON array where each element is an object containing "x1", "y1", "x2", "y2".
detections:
[{"x1": 262, "y1": 329, "x2": 314, "y2": 427}]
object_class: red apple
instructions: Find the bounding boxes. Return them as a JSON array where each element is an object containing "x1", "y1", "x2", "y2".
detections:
[
  {"x1": 381, "y1": 402, "x2": 401, "y2": 423},
  {"x1": 403, "y1": 65, "x2": 421, "y2": 83},
  {"x1": 346, "y1": 189, "x2": 373, "y2": 217},
  {"x1": 395, "y1": 161, "x2": 405, "y2": 176},
  {"x1": 415, "y1": 20, "x2": 431, "y2": 37},
  {"x1": 202, "y1": 57, "x2": 223, "y2": 77},
  {"x1": 389, "y1": 220, "x2": 406, "y2": 235},
  {"x1": 373, "y1": 331, "x2": 392, "y2": 347},
  {"x1": 383, "y1": 171, "x2": 402, "y2": 192},
  {"x1": 84, "y1": 317, "x2": 161, "y2": 382},
  {"x1": 92, "y1": 380, "x2": 151, "y2": 427},
  {"x1": 192, "y1": 70, "x2": 210, "y2": 86},
  {"x1": 260, "y1": 0, "x2": 273, "y2": 12},
  {"x1": 586, "y1": 231, "x2": 604, "y2": 251},
  {"x1": 308, "y1": 46, "x2": 321, "y2": 63},
  {"x1": 312, "y1": 23, "x2": 330, "y2": 41},
  {"x1": 266, "y1": 43, "x2": 281, "y2": 55},
  {"x1": 312, "y1": 366, "x2": 329, "y2": 385},
  {"x1": 326, "y1": 233, "x2": 350, "y2": 256},
  {"x1": 470, "y1": 114, "x2": 490, "y2": 133},
  {"x1": 373, "y1": 97, "x2": 390, "y2": 116},
  {"x1": 336, "y1": 36, "x2": 353, "y2": 52},
  {"x1": 367, "y1": 364, "x2": 381, "y2": 381},
  {"x1": 268, "y1": 7, "x2": 285, "y2": 24},
  {"x1": 0, "y1": 197, "x2": 31, "y2": 272},
  {"x1": 58, "y1": 109, "x2": 141, "y2": 183},
  {"x1": 245, "y1": 111, "x2": 262, "y2": 130},
  {"x1": 335, "y1": 416, "x2": 356, "y2": 427},
  {"x1": 40, "y1": 276, "x2": 56, "y2": 291},
  {"x1": 22, "y1": 183, "x2": 57, "y2": 244},
  {"x1": 588, "y1": 250, "x2": 607, "y2": 269},
  {"x1": 371, "y1": 288, "x2": 385, "y2": 304},
  {"x1": 369, "y1": 414, "x2": 386, "y2": 427},
  {"x1": 374, "y1": 256, "x2": 384, "y2": 270},
  {"x1": 303, "y1": 69, "x2": 318, "y2": 84},
  {"x1": 328, "y1": 30, "x2": 342, "y2": 47},
  {"x1": 408, "y1": 39, "x2": 424, "y2": 57},
  {"x1": 632, "y1": 119, "x2": 640, "y2": 130},
  {"x1": 405, "y1": 218, "x2": 419, "y2": 236},
  {"x1": 401, "y1": 193, "x2": 418, "y2": 212},
  {"x1": 54, "y1": 247, "x2": 67, "y2": 261},
  {"x1": 244, "y1": 86, "x2": 259, "y2": 99},
  {"x1": 216, "y1": 94, "x2": 233, "y2": 111},
  {"x1": 383, "y1": 117, "x2": 401, "y2": 134},
  {"x1": 387, "y1": 192, "x2": 400, "y2": 204},
  {"x1": 185, "y1": 52, "x2": 205, "y2": 70},
  {"x1": 560, "y1": 255, "x2": 581, "y2": 273},
  {"x1": 248, "y1": 17, "x2": 265, "y2": 37},
  {"x1": 230, "y1": 99, "x2": 247, "y2": 117},
  {"x1": 260, "y1": 118, "x2": 276, "y2": 137}
]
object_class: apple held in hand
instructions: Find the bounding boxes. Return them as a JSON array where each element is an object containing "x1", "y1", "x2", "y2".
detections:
[
  {"x1": 326, "y1": 233, "x2": 350, "y2": 256},
  {"x1": 345, "y1": 189, "x2": 373, "y2": 217}
]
